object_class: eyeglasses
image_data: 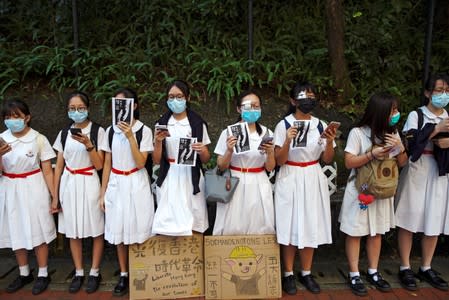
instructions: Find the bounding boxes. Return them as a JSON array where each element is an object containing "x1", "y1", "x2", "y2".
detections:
[
  {"x1": 68, "y1": 107, "x2": 87, "y2": 113},
  {"x1": 433, "y1": 88, "x2": 449, "y2": 95},
  {"x1": 240, "y1": 104, "x2": 261, "y2": 110},
  {"x1": 168, "y1": 94, "x2": 185, "y2": 100}
]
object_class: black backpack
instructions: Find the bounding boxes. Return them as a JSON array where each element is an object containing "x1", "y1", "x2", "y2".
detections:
[{"x1": 107, "y1": 125, "x2": 154, "y2": 183}]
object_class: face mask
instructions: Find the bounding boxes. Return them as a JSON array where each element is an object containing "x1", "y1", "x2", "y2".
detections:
[
  {"x1": 68, "y1": 111, "x2": 88, "y2": 123},
  {"x1": 296, "y1": 98, "x2": 317, "y2": 114},
  {"x1": 431, "y1": 93, "x2": 449, "y2": 108},
  {"x1": 389, "y1": 112, "x2": 400, "y2": 126},
  {"x1": 167, "y1": 98, "x2": 187, "y2": 114},
  {"x1": 4, "y1": 118, "x2": 26, "y2": 133},
  {"x1": 241, "y1": 109, "x2": 261, "y2": 123}
]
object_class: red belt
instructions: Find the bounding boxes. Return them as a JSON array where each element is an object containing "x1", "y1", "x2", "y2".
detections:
[
  {"x1": 2, "y1": 169, "x2": 41, "y2": 178},
  {"x1": 423, "y1": 150, "x2": 433, "y2": 155},
  {"x1": 286, "y1": 160, "x2": 319, "y2": 167},
  {"x1": 111, "y1": 167, "x2": 139, "y2": 176},
  {"x1": 230, "y1": 165, "x2": 265, "y2": 173},
  {"x1": 168, "y1": 158, "x2": 175, "y2": 163},
  {"x1": 66, "y1": 166, "x2": 94, "y2": 176}
]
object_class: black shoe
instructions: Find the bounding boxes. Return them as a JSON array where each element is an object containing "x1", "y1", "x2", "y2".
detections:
[
  {"x1": 298, "y1": 274, "x2": 321, "y2": 294},
  {"x1": 113, "y1": 276, "x2": 129, "y2": 296},
  {"x1": 348, "y1": 275, "x2": 368, "y2": 296},
  {"x1": 281, "y1": 275, "x2": 297, "y2": 295},
  {"x1": 417, "y1": 268, "x2": 449, "y2": 291},
  {"x1": 32, "y1": 276, "x2": 50, "y2": 295},
  {"x1": 366, "y1": 272, "x2": 391, "y2": 292},
  {"x1": 68, "y1": 275, "x2": 84, "y2": 293},
  {"x1": 398, "y1": 269, "x2": 418, "y2": 291},
  {"x1": 85, "y1": 274, "x2": 102, "y2": 294},
  {"x1": 6, "y1": 274, "x2": 34, "y2": 293}
]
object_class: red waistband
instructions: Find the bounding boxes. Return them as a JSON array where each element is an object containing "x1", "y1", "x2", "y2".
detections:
[
  {"x1": 286, "y1": 160, "x2": 319, "y2": 167},
  {"x1": 168, "y1": 158, "x2": 175, "y2": 163},
  {"x1": 2, "y1": 169, "x2": 41, "y2": 178},
  {"x1": 66, "y1": 166, "x2": 95, "y2": 176},
  {"x1": 111, "y1": 167, "x2": 139, "y2": 176},
  {"x1": 423, "y1": 150, "x2": 433, "y2": 155},
  {"x1": 229, "y1": 165, "x2": 265, "y2": 173}
]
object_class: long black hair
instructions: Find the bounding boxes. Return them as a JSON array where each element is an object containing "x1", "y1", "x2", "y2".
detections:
[
  {"x1": 2, "y1": 98, "x2": 31, "y2": 126},
  {"x1": 114, "y1": 87, "x2": 139, "y2": 119},
  {"x1": 423, "y1": 73, "x2": 449, "y2": 105},
  {"x1": 285, "y1": 81, "x2": 317, "y2": 116},
  {"x1": 235, "y1": 88, "x2": 263, "y2": 135},
  {"x1": 165, "y1": 80, "x2": 191, "y2": 110},
  {"x1": 358, "y1": 92, "x2": 399, "y2": 144}
]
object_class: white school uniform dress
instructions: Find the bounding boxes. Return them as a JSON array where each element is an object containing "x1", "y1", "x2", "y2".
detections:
[
  {"x1": 0, "y1": 128, "x2": 56, "y2": 250},
  {"x1": 53, "y1": 122, "x2": 105, "y2": 239},
  {"x1": 153, "y1": 116, "x2": 210, "y2": 236},
  {"x1": 274, "y1": 115, "x2": 334, "y2": 248},
  {"x1": 213, "y1": 125, "x2": 275, "y2": 236},
  {"x1": 395, "y1": 106, "x2": 449, "y2": 235},
  {"x1": 100, "y1": 120, "x2": 155, "y2": 245},
  {"x1": 338, "y1": 126, "x2": 396, "y2": 237}
]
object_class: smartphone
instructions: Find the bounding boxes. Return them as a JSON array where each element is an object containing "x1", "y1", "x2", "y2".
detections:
[
  {"x1": 0, "y1": 137, "x2": 6, "y2": 147},
  {"x1": 70, "y1": 128, "x2": 82, "y2": 136},
  {"x1": 321, "y1": 121, "x2": 341, "y2": 138},
  {"x1": 258, "y1": 136, "x2": 274, "y2": 150},
  {"x1": 155, "y1": 124, "x2": 169, "y2": 132}
]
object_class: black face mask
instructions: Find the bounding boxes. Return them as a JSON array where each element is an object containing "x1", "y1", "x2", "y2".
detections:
[{"x1": 296, "y1": 98, "x2": 317, "y2": 114}]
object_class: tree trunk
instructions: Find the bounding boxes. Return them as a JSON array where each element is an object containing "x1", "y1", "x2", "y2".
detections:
[{"x1": 325, "y1": 0, "x2": 352, "y2": 105}]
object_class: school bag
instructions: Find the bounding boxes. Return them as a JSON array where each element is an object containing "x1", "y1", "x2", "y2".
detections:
[
  {"x1": 352, "y1": 145, "x2": 399, "y2": 199},
  {"x1": 108, "y1": 125, "x2": 154, "y2": 183}
]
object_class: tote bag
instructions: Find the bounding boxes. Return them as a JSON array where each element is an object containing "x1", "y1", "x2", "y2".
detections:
[{"x1": 204, "y1": 166, "x2": 239, "y2": 204}]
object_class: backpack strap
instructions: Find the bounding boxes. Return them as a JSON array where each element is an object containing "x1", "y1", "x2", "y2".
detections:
[
  {"x1": 416, "y1": 108, "x2": 424, "y2": 130},
  {"x1": 283, "y1": 118, "x2": 290, "y2": 130},
  {"x1": 60, "y1": 127, "x2": 70, "y2": 150},
  {"x1": 108, "y1": 126, "x2": 114, "y2": 149},
  {"x1": 90, "y1": 122, "x2": 101, "y2": 150}
]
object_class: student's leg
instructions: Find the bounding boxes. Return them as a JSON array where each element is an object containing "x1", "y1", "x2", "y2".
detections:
[
  {"x1": 15, "y1": 248, "x2": 29, "y2": 268},
  {"x1": 6, "y1": 249, "x2": 33, "y2": 293},
  {"x1": 421, "y1": 235, "x2": 438, "y2": 268},
  {"x1": 281, "y1": 245, "x2": 297, "y2": 295},
  {"x1": 117, "y1": 243, "x2": 128, "y2": 273},
  {"x1": 32, "y1": 243, "x2": 51, "y2": 295},
  {"x1": 34, "y1": 243, "x2": 49, "y2": 270},
  {"x1": 398, "y1": 227, "x2": 413, "y2": 267},
  {"x1": 70, "y1": 238, "x2": 83, "y2": 271},
  {"x1": 366, "y1": 234, "x2": 381, "y2": 270},
  {"x1": 345, "y1": 235, "x2": 361, "y2": 272},
  {"x1": 298, "y1": 247, "x2": 320, "y2": 293},
  {"x1": 299, "y1": 247, "x2": 314, "y2": 272},
  {"x1": 91, "y1": 235, "x2": 104, "y2": 270}
]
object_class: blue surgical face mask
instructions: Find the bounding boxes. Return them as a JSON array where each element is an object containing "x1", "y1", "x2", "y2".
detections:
[
  {"x1": 389, "y1": 112, "x2": 400, "y2": 126},
  {"x1": 241, "y1": 109, "x2": 261, "y2": 123},
  {"x1": 4, "y1": 118, "x2": 26, "y2": 133},
  {"x1": 167, "y1": 98, "x2": 187, "y2": 114},
  {"x1": 431, "y1": 93, "x2": 449, "y2": 108},
  {"x1": 68, "y1": 111, "x2": 89, "y2": 123}
]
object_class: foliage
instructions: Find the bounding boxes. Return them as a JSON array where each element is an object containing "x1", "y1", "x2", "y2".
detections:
[{"x1": 0, "y1": 0, "x2": 448, "y2": 116}]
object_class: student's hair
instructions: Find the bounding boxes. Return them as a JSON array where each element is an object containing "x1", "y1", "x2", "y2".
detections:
[
  {"x1": 114, "y1": 87, "x2": 139, "y2": 119},
  {"x1": 66, "y1": 91, "x2": 90, "y2": 108},
  {"x1": 2, "y1": 99, "x2": 31, "y2": 126},
  {"x1": 423, "y1": 73, "x2": 449, "y2": 105},
  {"x1": 285, "y1": 81, "x2": 318, "y2": 116},
  {"x1": 235, "y1": 88, "x2": 263, "y2": 135},
  {"x1": 166, "y1": 80, "x2": 190, "y2": 98},
  {"x1": 358, "y1": 92, "x2": 399, "y2": 144}
]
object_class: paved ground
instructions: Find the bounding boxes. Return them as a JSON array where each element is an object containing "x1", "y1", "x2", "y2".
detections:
[{"x1": 1, "y1": 253, "x2": 449, "y2": 299}]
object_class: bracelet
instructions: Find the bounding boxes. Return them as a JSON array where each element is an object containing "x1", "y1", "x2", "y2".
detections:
[
  {"x1": 370, "y1": 149, "x2": 376, "y2": 160},
  {"x1": 86, "y1": 146, "x2": 95, "y2": 152}
]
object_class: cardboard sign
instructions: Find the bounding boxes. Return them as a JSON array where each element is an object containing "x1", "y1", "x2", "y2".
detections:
[
  {"x1": 204, "y1": 235, "x2": 281, "y2": 299},
  {"x1": 129, "y1": 234, "x2": 204, "y2": 300}
]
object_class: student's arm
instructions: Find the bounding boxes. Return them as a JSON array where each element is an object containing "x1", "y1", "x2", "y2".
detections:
[
  {"x1": 71, "y1": 133, "x2": 104, "y2": 170},
  {"x1": 41, "y1": 160, "x2": 55, "y2": 213},
  {"x1": 51, "y1": 152, "x2": 65, "y2": 213},
  {"x1": 275, "y1": 126, "x2": 297, "y2": 166},
  {"x1": 152, "y1": 129, "x2": 169, "y2": 164},
  {"x1": 0, "y1": 143, "x2": 12, "y2": 172},
  {"x1": 321, "y1": 125, "x2": 337, "y2": 164},
  {"x1": 117, "y1": 121, "x2": 147, "y2": 169},
  {"x1": 100, "y1": 152, "x2": 112, "y2": 212}
]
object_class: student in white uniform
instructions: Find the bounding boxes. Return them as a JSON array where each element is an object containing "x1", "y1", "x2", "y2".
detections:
[
  {"x1": 395, "y1": 74, "x2": 449, "y2": 291},
  {"x1": 52, "y1": 91, "x2": 105, "y2": 294},
  {"x1": 213, "y1": 89, "x2": 275, "y2": 235},
  {"x1": 0, "y1": 99, "x2": 56, "y2": 295},
  {"x1": 152, "y1": 80, "x2": 211, "y2": 236},
  {"x1": 274, "y1": 81, "x2": 336, "y2": 295},
  {"x1": 100, "y1": 88, "x2": 154, "y2": 297},
  {"x1": 339, "y1": 92, "x2": 408, "y2": 296}
]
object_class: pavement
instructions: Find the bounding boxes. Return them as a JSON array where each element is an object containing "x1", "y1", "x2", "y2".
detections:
[{"x1": 1, "y1": 248, "x2": 449, "y2": 300}]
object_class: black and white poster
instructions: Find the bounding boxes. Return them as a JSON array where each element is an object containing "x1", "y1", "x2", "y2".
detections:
[
  {"x1": 112, "y1": 97, "x2": 134, "y2": 126},
  {"x1": 227, "y1": 122, "x2": 250, "y2": 153},
  {"x1": 176, "y1": 137, "x2": 197, "y2": 166},
  {"x1": 292, "y1": 120, "x2": 309, "y2": 148}
]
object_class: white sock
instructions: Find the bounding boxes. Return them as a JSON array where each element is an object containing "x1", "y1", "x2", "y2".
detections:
[
  {"x1": 89, "y1": 268, "x2": 100, "y2": 277},
  {"x1": 349, "y1": 271, "x2": 360, "y2": 278},
  {"x1": 400, "y1": 266, "x2": 411, "y2": 271},
  {"x1": 283, "y1": 271, "x2": 293, "y2": 277},
  {"x1": 368, "y1": 268, "x2": 377, "y2": 275},
  {"x1": 420, "y1": 266, "x2": 431, "y2": 272},
  {"x1": 75, "y1": 269, "x2": 84, "y2": 277},
  {"x1": 301, "y1": 270, "x2": 311, "y2": 276},
  {"x1": 120, "y1": 272, "x2": 128, "y2": 277},
  {"x1": 19, "y1": 265, "x2": 30, "y2": 277},
  {"x1": 38, "y1": 267, "x2": 48, "y2": 277}
]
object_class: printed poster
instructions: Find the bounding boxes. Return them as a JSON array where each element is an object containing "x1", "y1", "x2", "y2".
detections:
[
  {"x1": 175, "y1": 137, "x2": 197, "y2": 166},
  {"x1": 112, "y1": 97, "x2": 134, "y2": 125},
  {"x1": 292, "y1": 120, "x2": 309, "y2": 148},
  {"x1": 227, "y1": 122, "x2": 250, "y2": 153}
]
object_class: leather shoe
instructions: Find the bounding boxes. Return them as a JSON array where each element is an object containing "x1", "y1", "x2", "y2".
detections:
[
  {"x1": 6, "y1": 274, "x2": 34, "y2": 293},
  {"x1": 417, "y1": 268, "x2": 449, "y2": 291},
  {"x1": 281, "y1": 275, "x2": 297, "y2": 295},
  {"x1": 85, "y1": 274, "x2": 102, "y2": 294},
  {"x1": 68, "y1": 275, "x2": 84, "y2": 293},
  {"x1": 113, "y1": 276, "x2": 129, "y2": 296},
  {"x1": 348, "y1": 275, "x2": 367, "y2": 296},
  {"x1": 298, "y1": 274, "x2": 321, "y2": 294},
  {"x1": 32, "y1": 276, "x2": 51, "y2": 295},
  {"x1": 366, "y1": 272, "x2": 391, "y2": 292},
  {"x1": 398, "y1": 269, "x2": 417, "y2": 291}
]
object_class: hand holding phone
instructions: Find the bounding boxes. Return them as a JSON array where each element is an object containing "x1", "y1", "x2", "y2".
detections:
[
  {"x1": 258, "y1": 136, "x2": 274, "y2": 150},
  {"x1": 155, "y1": 124, "x2": 169, "y2": 132},
  {"x1": 70, "y1": 128, "x2": 82, "y2": 136},
  {"x1": 0, "y1": 137, "x2": 6, "y2": 147},
  {"x1": 321, "y1": 121, "x2": 341, "y2": 138}
]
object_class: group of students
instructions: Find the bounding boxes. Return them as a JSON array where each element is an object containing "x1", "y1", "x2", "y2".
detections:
[{"x1": 0, "y1": 75, "x2": 448, "y2": 297}]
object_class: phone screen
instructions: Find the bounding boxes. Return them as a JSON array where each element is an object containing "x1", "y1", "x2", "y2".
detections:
[
  {"x1": 0, "y1": 137, "x2": 6, "y2": 147},
  {"x1": 70, "y1": 128, "x2": 82, "y2": 136}
]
